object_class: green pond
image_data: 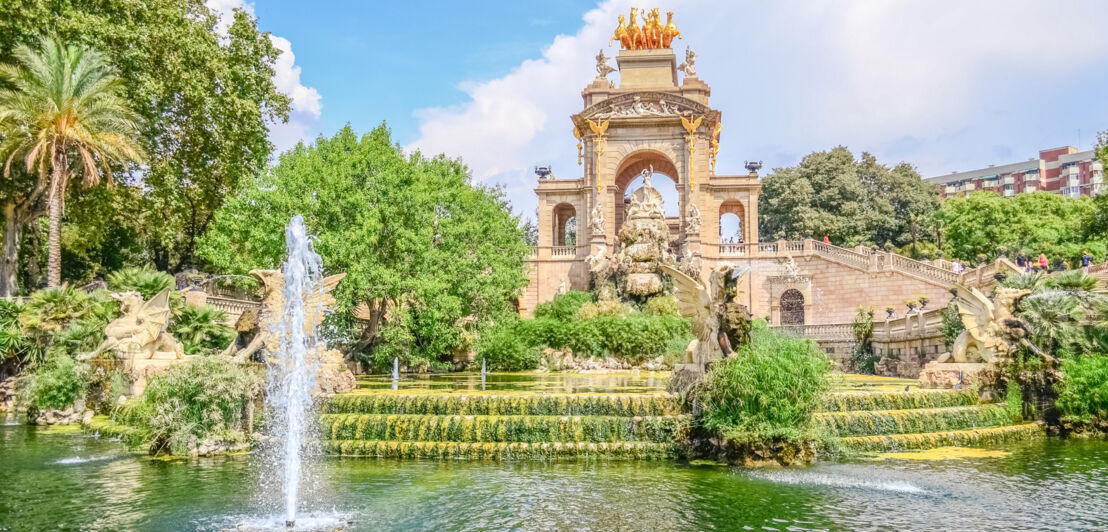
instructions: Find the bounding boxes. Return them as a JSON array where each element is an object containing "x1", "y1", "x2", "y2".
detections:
[{"x1": 3, "y1": 415, "x2": 1108, "y2": 531}]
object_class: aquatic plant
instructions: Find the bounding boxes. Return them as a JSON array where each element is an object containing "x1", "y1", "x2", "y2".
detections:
[
  {"x1": 1056, "y1": 355, "x2": 1108, "y2": 426},
  {"x1": 323, "y1": 393, "x2": 681, "y2": 417},
  {"x1": 819, "y1": 389, "x2": 978, "y2": 412},
  {"x1": 110, "y1": 357, "x2": 262, "y2": 454},
  {"x1": 320, "y1": 413, "x2": 690, "y2": 443},
  {"x1": 19, "y1": 354, "x2": 88, "y2": 412},
  {"x1": 813, "y1": 404, "x2": 1011, "y2": 437},
  {"x1": 697, "y1": 328, "x2": 830, "y2": 444}
]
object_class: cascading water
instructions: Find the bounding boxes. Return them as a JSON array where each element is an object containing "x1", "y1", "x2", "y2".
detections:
[{"x1": 264, "y1": 215, "x2": 325, "y2": 528}]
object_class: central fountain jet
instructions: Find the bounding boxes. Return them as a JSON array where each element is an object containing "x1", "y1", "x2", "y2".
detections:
[{"x1": 266, "y1": 215, "x2": 326, "y2": 528}]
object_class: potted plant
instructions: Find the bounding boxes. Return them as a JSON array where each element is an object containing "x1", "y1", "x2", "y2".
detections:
[
  {"x1": 905, "y1": 300, "x2": 918, "y2": 313},
  {"x1": 918, "y1": 296, "x2": 930, "y2": 310},
  {"x1": 885, "y1": 306, "x2": 895, "y2": 319}
]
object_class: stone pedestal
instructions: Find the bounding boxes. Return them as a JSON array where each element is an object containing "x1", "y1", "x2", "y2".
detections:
[
  {"x1": 616, "y1": 49, "x2": 677, "y2": 88},
  {"x1": 918, "y1": 362, "x2": 986, "y2": 389}
]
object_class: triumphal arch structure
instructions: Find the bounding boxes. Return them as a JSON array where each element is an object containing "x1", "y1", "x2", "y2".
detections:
[
  {"x1": 522, "y1": 10, "x2": 961, "y2": 362},
  {"x1": 524, "y1": 12, "x2": 758, "y2": 314}
]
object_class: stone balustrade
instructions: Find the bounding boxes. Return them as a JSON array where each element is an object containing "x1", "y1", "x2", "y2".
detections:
[{"x1": 773, "y1": 323, "x2": 854, "y2": 341}]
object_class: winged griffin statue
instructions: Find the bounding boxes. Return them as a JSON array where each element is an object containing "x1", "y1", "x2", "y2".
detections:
[
  {"x1": 83, "y1": 289, "x2": 185, "y2": 362},
  {"x1": 944, "y1": 284, "x2": 1030, "y2": 364},
  {"x1": 224, "y1": 269, "x2": 356, "y2": 393},
  {"x1": 660, "y1": 264, "x2": 750, "y2": 368}
]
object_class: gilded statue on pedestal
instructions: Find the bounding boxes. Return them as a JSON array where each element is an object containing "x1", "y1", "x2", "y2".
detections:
[{"x1": 610, "y1": 8, "x2": 681, "y2": 50}]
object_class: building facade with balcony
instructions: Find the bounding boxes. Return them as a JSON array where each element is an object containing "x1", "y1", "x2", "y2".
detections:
[{"x1": 929, "y1": 146, "x2": 1105, "y2": 199}]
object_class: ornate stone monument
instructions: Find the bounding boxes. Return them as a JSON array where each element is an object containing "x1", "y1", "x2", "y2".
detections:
[{"x1": 523, "y1": 8, "x2": 761, "y2": 316}]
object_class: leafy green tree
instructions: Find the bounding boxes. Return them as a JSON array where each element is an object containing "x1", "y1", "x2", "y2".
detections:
[
  {"x1": 0, "y1": 0, "x2": 291, "y2": 293},
  {"x1": 0, "y1": 38, "x2": 145, "y2": 288},
  {"x1": 198, "y1": 125, "x2": 531, "y2": 370},
  {"x1": 758, "y1": 147, "x2": 939, "y2": 248},
  {"x1": 937, "y1": 191, "x2": 1106, "y2": 264}
]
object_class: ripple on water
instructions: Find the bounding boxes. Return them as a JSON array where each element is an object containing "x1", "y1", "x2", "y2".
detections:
[{"x1": 747, "y1": 469, "x2": 927, "y2": 494}]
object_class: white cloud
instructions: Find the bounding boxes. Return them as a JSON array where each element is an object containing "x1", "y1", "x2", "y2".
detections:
[
  {"x1": 205, "y1": 0, "x2": 322, "y2": 153},
  {"x1": 407, "y1": 0, "x2": 1108, "y2": 221}
]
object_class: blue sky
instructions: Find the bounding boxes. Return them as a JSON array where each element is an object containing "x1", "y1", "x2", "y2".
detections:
[{"x1": 214, "y1": 1, "x2": 1108, "y2": 220}]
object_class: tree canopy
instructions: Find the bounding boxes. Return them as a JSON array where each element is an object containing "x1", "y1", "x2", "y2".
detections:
[
  {"x1": 937, "y1": 191, "x2": 1106, "y2": 265},
  {"x1": 0, "y1": 38, "x2": 146, "y2": 287},
  {"x1": 0, "y1": 0, "x2": 290, "y2": 291},
  {"x1": 758, "y1": 147, "x2": 940, "y2": 248},
  {"x1": 197, "y1": 125, "x2": 531, "y2": 370}
]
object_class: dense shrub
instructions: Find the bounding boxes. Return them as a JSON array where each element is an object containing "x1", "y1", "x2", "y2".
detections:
[
  {"x1": 477, "y1": 320, "x2": 541, "y2": 371},
  {"x1": 1056, "y1": 355, "x2": 1108, "y2": 425},
  {"x1": 107, "y1": 267, "x2": 175, "y2": 299},
  {"x1": 534, "y1": 290, "x2": 594, "y2": 321},
  {"x1": 169, "y1": 304, "x2": 234, "y2": 355},
  {"x1": 15, "y1": 287, "x2": 118, "y2": 363},
  {"x1": 114, "y1": 357, "x2": 263, "y2": 454},
  {"x1": 644, "y1": 295, "x2": 679, "y2": 317},
  {"x1": 698, "y1": 327, "x2": 831, "y2": 444},
  {"x1": 576, "y1": 298, "x2": 631, "y2": 320},
  {"x1": 590, "y1": 315, "x2": 690, "y2": 362},
  {"x1": 20, "y1": 354, "x2": 88, "y2": 412}
]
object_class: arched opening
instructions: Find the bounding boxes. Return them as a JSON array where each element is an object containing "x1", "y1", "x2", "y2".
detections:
[
  {"x1": 719, "y1": 201, "x2": 745, "y2": 244},
  {"x1": 552, "y1": 203, "x2": 576, "y2": 247},
  {"x1": 780, "y1": 289, "x2": 805, "y2": 325},
  {"x1": 613, "y1": 150, "x2": 681, "y2": 234}
]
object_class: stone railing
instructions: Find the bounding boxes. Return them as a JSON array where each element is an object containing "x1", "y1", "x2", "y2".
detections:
[
  {"x1": 874, "y1": 307, "x2": 945, "y2": 341},
  {"x1": 205, "y1": 295, "x2": 260, "y2": 323},
  {"x1": 715, "y1": 239, "x2": 959, "y2": 287},
  {"x1": 772, "y1": 323, "x2": 854, "y2": 341},
  {"x1": 551, "y1": 245, "x2": 576, "y2": 257}
]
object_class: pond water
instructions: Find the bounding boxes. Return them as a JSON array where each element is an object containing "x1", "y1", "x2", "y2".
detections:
[{"x1": 3, "y1": 417, "x2": 1107, "y2": 531}]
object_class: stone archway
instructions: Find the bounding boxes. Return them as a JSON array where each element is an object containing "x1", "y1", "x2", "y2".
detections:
[
  {"x1": 552, "y1": 203, "x2": 576, "y2": 247},
  {"x1": 718, "y1": 201, "x2": 745, "y2": 244},
  {"x1": 780, "y1": 289, "x2": 805, "y2": 325},
  {"x1": 613, "y1": 150, "x2": 680, "y2": 234}
]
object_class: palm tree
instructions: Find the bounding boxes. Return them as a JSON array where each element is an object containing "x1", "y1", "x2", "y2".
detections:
[{"x1": 0, "y1": 37, "x2": 144, "y2": 287}]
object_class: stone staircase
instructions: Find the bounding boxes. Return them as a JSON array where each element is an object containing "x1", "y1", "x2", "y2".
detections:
[
  {"x1": 320, "y1": 393, "x2": 690, "y2": 459},
  {"x1": 817, "y1": 389, "x2": 1043, "y2": 453}
]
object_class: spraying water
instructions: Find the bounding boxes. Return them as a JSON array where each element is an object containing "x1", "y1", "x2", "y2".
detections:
[
  {"x1": 481, "y1": 358, "x2": 486, "y2": 390},
  {"x1": 264, "y1": 215, "x2": 325, "y2": 528}
]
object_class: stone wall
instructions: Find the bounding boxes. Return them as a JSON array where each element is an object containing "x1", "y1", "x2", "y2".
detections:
[{"x1": 872, "y1": 308, "x2": 948, "y2": 378}]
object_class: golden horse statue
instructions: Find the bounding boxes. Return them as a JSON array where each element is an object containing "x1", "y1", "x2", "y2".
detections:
[
  {"x1": 662, "y1": 11, "x2": 682, "y2": 47},
  {"x1": 609, "y1": 14, "x2": 631, "y2": 49}
]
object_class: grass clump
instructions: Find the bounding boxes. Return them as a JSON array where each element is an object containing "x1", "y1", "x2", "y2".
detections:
[
  {"x1": 698, "y1": 326, "x2": 830, "y2": 445},
  {"x1": 1056, "y1": 355, "x2": 1108, "y2": 427},
  {"x1": 110, "y1": 357, "x2": 262, "y2": 455},
  {"x1": 20, "y1": 354, "x2": 88, "y2": 414}
]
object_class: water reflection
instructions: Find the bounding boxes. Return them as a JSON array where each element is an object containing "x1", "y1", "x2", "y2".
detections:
[{"x1": 2, "y1": 422, "x2": 1108, "y2": 530}]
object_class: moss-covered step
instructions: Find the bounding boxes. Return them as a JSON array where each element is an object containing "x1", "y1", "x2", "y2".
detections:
[
  {"x1": 322, "y1": 439, "x2": 684, "y2": 460},
  {"x1": 82, "y1": 415, "x2": 145, "y2": 447},
  {"x1": 320, "y1": 413, "x2": 690, "y2": 443},
  {"x1": 820, "y1": 389, "x2": 978, "y2": 413},
  {"x1": 839, "y1": 422, "x2": 1044, "y2": 452},
  {"x1": 814, "y1": 404, "x2": 1013, "y2": 437},
  {"x1": 323, "y1": 393, "x2": 681, "y2": 417}
]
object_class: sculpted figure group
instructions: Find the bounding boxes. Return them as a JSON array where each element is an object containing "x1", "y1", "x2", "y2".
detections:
[{"x1": 610, "y1": 8, "x2": 681, "y2": 50}]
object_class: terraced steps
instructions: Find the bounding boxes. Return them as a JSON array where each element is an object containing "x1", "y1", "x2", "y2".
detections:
[
  {"x1": 324, "y1": 440, "x2": 681, "y2": 460},
  {"x1": 815, "y1": 404, "x2": 1013, "y2": 437},
  {"x1": 820, "y1": 389, "x2": 978, "y2": 412},
  {"x1": 323, "y1": 393, "x2": 681, "y2": 417},
  {"x1": 839, "y1": 423, "x2": 1044, "y2": 452},
  {"x1": 321, "y1": 413, "x2": 689, "y2": 443}
]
